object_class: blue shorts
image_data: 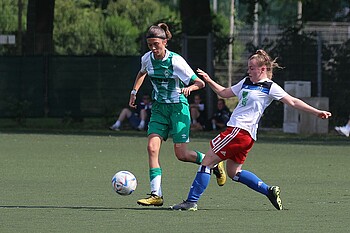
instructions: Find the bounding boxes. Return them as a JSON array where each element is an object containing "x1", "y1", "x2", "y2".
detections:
[{"x1": 128, "y1": 114, "x2": 141, "y2": 129}]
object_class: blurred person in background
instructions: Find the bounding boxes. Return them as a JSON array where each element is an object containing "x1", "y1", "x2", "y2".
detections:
[
  {"x1": 190, "y1": 94, "x2": 206, "y2": 131},
  {"x1": 110, "y1": 94, "x2": 152, "y2": 131},
  {"x1": 210, "y1": 99, "x2": 231, "y2": 131},
  {"x1": 335, "y1": 116, "x2": 350, "y2": 137}
]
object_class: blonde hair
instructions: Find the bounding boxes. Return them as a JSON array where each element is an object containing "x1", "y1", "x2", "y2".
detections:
[
  {"x1": 146, "y1": 23, "x2": 172, "y2": 41},
  {"x1": 249, "y1": 49, "x2": 283, "y2": 79}
]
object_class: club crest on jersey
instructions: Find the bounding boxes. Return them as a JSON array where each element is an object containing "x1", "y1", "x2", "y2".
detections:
[
  {"x1": 241, "y1": 91, "x2": 249, "y2": 106},
  {"x1": 164, "y1": 70, "x2": 170, "y2": 78}
]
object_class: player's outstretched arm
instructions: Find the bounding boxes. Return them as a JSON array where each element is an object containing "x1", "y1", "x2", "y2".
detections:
[
  {"x1": 280, "y1": 94, "x2": 332, "y2": 119},
  {"x1": 196, "y1": 68, "x2": 235, "y2": 98}
]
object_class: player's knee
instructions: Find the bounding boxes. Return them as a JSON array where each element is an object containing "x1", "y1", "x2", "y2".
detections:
[{"x1": 147, "y1": 144, "x2": 158, "y2": 155}]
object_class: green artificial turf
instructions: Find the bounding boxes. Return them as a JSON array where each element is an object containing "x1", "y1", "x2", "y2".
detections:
[{"x1": 0, "y1": 131, "x2": 349, "y2": 233}]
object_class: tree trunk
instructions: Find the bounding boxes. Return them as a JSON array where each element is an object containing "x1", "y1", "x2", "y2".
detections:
[
  {"x1": 26, "y1": 0, "x2": 55, "y2": 55},
  {"x1": 179, "y1": 0, "x2": 211, "y2": 35}
]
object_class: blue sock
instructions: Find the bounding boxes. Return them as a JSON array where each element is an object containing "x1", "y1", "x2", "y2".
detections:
[
  {"x1": 186, "y1": 166, "x2": 211, "y2": 202},
  {"x1": 235, "y1": 170, "x2": 269, "y2": 195}
]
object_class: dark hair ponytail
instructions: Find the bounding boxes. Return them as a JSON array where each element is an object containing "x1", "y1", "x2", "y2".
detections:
[
  {"x1": 146, "y1": 22, "x2": 172, "y2": 41},
  {"x1": 157, "y1": 23, "x2": 172, "y2": 40}
]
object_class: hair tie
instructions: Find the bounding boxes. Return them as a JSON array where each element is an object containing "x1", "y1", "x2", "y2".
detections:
[{"x1": 146, "y1": 35, "x2": 166, "y2": 39}]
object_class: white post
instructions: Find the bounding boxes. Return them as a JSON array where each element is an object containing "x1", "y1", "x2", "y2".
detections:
[
  {"x1": 317, "y1": 33, "x2": 322, "y2": 97},
  {"x1": 17, "y1": 0, "x2": 23, "y2": 54},
  {"x1": 297, "y1": 1, "x2": 302, "y2": 34},
  {"x1": 253, "y1": 2, "x2": 258, "y2": 47},
  {"x1": 213, "y1": 0, "x2": 217, "y2": 14}
]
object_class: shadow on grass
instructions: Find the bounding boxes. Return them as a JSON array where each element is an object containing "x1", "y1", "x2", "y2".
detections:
[
  {"x1": 0, "y1": 205, "x2": 170, "y2": 211},
  {"x1": 0, "y1": 205, "x2": 288, "y2": 212}
]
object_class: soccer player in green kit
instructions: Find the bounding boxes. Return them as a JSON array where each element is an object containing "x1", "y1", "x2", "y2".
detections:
[{"x1": 128, "y1": 23, "x2": 226, "y2": 206}]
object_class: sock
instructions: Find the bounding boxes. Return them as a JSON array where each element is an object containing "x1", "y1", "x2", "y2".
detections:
[
  {"x1": 186, "y1": 166, "x2": 211, "y2": 202},
  {"x1": 234, "y1": 170, "x2": 269, "y2": 195},
  {"x1": 115, "y1": 120, "x2": 121, "y2": 128},
  {"x1": 195, "y1": 150, "x2": 205, "y2": 165},
  {"x1": 149, "y1": 167, "x2": 162, "y2": 197},
  {"x1": 138, "y1": 120, "x2": 145, "y2": 129}
]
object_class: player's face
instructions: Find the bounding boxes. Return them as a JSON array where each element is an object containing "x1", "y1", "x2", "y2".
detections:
[
  {"x1": 147, "y1": 38, "x2": 167, "y2": 60},
  {"x1": 247, "y1": 58, "x2": 266, "y2": 82},
  {"x1": 217, "y1": 100, "x2": 225, "y2": 110},
  {"x1": 142, "y1": 95, "x2": 151, "y2": 104},
  {"x1": 194, "y1": 95, "x2": 201, "y2": 103}
]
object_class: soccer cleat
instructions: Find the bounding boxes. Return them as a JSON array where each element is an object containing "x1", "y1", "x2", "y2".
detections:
[
  {"x1": 170, "y1": 200, "x2": 197, "y2": 211},
  {"x1": 335, "y1": 126, "x2": 349, "y2": 137},
  {"x1": 137, "y1": 193, "x2": 164, "y2": 206},
  {"x1": 267, "y1": 186, "x2": 283, "y2": 210},
  {"x1": 212, "y1": 161, "x2": 227, "y2": 186},
  {"x1": 109, "y1": 125, "x2": 120, "y2": 131}
]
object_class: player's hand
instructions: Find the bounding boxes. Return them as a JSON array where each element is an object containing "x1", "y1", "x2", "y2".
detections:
[
  {"x1": 181, "y1": 87, "x2": 192, "y2": 97},
  {"x1": 196, "y1": 68, "x2": 212, "y2": 82},
  {"x1": 129, "y1": 94, "x2": 137, "y2": 109},
  {"x1": 317, "y1": 111, "x2": 332, "y2": 119}
]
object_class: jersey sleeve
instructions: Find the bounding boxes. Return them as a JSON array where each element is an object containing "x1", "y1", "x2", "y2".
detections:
[
  {"x1": 270, "y1": 82, "x2": 288, "y2": 100},
  {"x1": 140, "y1": 52, "x2": 151, "y2": 73},
  {"x1": 172, "y1": 54, "x2": 197, "y2": 85},
  {"x1": 230, "y1": 78, "x2": 247, "y2": 96}
]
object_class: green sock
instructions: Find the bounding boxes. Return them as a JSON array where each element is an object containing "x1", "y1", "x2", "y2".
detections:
[
  {"x1": 195, "y1": 150, "x2": 204, "y2": 165},
  {"x1": 149, "y1": 167, "x2": 162, "y2": 196},
  {"x1": 149, "y1": 167, "x2": 162, "y2": 181}
]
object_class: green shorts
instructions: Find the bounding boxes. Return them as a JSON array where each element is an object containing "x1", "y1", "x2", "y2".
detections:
[{"x1": 147, "y1": 101, "x2": 191, "y2": 143}]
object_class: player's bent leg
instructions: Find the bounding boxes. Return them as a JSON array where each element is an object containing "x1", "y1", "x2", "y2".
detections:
[
  {"x1": 232, "y1": 169, "x2": 283, "y2": 210},
  {"x1": 174, "y1": 143, "x2": 201, "y2": 164}
]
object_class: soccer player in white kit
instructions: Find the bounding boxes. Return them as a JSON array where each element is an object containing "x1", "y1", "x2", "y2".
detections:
[{"x1": 171, "y1": 49, "x2": 332, "y2": 211}]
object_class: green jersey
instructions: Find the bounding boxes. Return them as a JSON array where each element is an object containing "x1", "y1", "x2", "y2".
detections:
[{"x1": 140, "y1": 50, "x2": 198, "y2": 104}]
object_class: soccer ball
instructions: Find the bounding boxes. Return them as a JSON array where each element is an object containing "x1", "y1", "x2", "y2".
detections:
[{"x1": 111, "y1": 171, "x2": 137, "y2": 196}]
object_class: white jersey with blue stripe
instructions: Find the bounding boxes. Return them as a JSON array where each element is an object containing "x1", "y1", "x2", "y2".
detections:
[
  {"x1": 140, "y1": 50, "x2": 197, "y2": 104},
  {"x1": 228, "y1": 77, "x2": 288, "y2": 140}
]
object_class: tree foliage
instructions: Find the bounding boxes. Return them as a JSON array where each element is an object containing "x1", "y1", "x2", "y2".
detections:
[
  {"x1": 54, "y1": 1, "x2": 104, "y2": 55},
  {"x1": 105, "y1": 0, "x2": 177, "y2": 33},
  {"x1": 52, "y1": 0, "x2": 178, "y2": 55},
  {"x1": 0, "y1": 0, "x2": 20, "y2": 32},
  {"x1": 0, "y1": 0, "x2": 27, "y2": 55}
]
